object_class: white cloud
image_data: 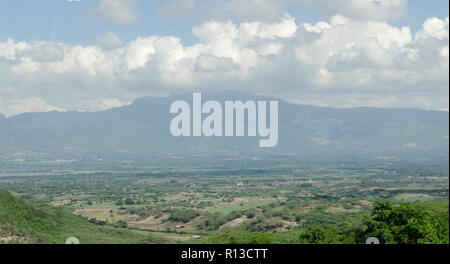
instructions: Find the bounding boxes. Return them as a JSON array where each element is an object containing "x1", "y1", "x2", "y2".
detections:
[
  {"x1": 0, "y1": 15, "x2": 448, "y2": 117},
  {"x1": 416, "y1": 17, "x2": 449, "y2": 40},
  {"x1": 0, "y1": 97, "x2": 65, "y2": 118},
  {"x1": 91, "y1": 0, "x2": 139, "y2": 25},
  {"x1": 77, "y1": 98, "x2": 132, "y2": 112}
]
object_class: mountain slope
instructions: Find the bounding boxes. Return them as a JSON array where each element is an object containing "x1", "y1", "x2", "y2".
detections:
[
  {"x1": 0, "y1": 189, "x2": 164, "y2": 244},
  {"x1": 0, "y1": 92, "x2": 448, "y2": 161}
]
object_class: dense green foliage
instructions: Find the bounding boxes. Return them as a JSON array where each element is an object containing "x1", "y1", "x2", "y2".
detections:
[
  {"x1": 0, "y1": 189, "x2": 165, "y2": 244},
  {"x1": 205, "y1": 201, "x2": 449, "y2": 244},
  {"x1": 205, "y1": 225, "x2": 357, "y2": 244},
  {"x1": 361, "y1": 201, "x2": 449, "y2": 244},
  {"x1": 0, "y1": 164, "x2": 448, "y2": 244},
  {"x1": 167, "y1": 209, "x2": 200, "y2": 223}
]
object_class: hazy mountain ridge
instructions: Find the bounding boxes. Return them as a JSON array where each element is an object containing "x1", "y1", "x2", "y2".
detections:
[{"x1": 0, "y1": 92, "x2": 448, "y2": 160}]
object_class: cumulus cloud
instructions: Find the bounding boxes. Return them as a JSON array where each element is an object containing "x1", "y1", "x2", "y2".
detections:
[
  {"x1": 91, "y1": 0, "x2": 139, "y2": 24},
  {"x1": 0, "y1": 15, "x2": 448, "y2": 117}
]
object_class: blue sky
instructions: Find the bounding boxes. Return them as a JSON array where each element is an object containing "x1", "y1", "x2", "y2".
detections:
[
  {"x1": 0, "y1": 0, "x2": 448, "y2": 116},
  {"x1": 0, "y1": 0, "x2": 190, "y2": 44},
  {"x1": 0, "y1": 0, "x2": 448, "y2": 45}
]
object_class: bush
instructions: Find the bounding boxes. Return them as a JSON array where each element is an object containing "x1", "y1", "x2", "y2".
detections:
[
  {"x1": 124, "y1": 198, "x2": 135, "y2": 205},
  {"x1": 168, "y1": 210, "x2": 200, "y2": 223}
]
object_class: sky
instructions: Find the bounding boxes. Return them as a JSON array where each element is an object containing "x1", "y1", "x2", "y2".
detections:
[{"x1": 0, "y1": 0, "x2": 448, "y2": 117}]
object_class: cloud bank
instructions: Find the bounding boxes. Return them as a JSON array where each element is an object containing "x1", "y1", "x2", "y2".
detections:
[{"x1": 0, "y1": 14, "x2": 448, "y2": 117}]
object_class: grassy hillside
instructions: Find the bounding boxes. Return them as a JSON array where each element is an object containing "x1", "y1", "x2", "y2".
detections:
[
  {"x1": 204, "y1": 201, "x2": 449, "y2": 244},
  {"x1": 0, "y1": 189, "x2": 166, "y2": 244},
  {"x1": 1, "y1": 187, "x2": 447, "y2": 244}
]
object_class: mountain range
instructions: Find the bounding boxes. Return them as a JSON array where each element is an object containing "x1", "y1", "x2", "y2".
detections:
[{"x1": 0, "y1": 91, "x2": 448, "y2": 162}]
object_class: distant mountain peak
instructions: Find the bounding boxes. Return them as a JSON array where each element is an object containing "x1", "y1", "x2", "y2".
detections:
[
  {"x1": 0, "y1": 91, "x2": 448, "y2": 159},
  {"x1": 128, "y1": 91, "x2": 279, "y2": 109},
  {"x1": 136, "y1": 90, "x2": 284, "y2": 104}
]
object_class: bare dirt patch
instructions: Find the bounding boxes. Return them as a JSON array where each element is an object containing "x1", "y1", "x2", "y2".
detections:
[{"x1": 220, "y1": 216, "x2": 249, "y2": 230}]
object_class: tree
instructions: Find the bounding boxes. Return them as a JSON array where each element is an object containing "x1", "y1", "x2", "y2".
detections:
[
  {"x1": 124, "y1": 198, "x2": 135, "y2": 205},
  {"x1": 298, "y1": 226, "x2": 350, "y2": 244},
  {"x1": 360, "y1": 201, "x2": 441, "y2": 244},
  {"x1": 115, "y1": 220, "x2": 128, "y2": 228}
]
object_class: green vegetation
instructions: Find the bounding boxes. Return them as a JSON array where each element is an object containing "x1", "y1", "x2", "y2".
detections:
[
  {"x1": 204, "y1": 225, "x2": 355, "y2": 244},
  {"x1": 204, "y1": 201, "x2": 449, "y2": 244},
  {"x1": 361, "y1": 201, "x2": 449, "y2": 244},
  {"x1": 0, "y1": 162, "x2": 448, "y2": 244},
  {"x1": 167, "y1": 209, "x2": 200, "y2": 223},
  {"x1": 0, "y1": 189, "x2": 166, "y2": 244}
]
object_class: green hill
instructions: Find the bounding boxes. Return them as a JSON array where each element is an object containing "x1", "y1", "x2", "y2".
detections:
[
  {"x1": 0, "y1": 189, "x2": 165, "y2": 244},
  {"x1": 204, "y1": 201, "x2": 449, "y2": 244}
]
